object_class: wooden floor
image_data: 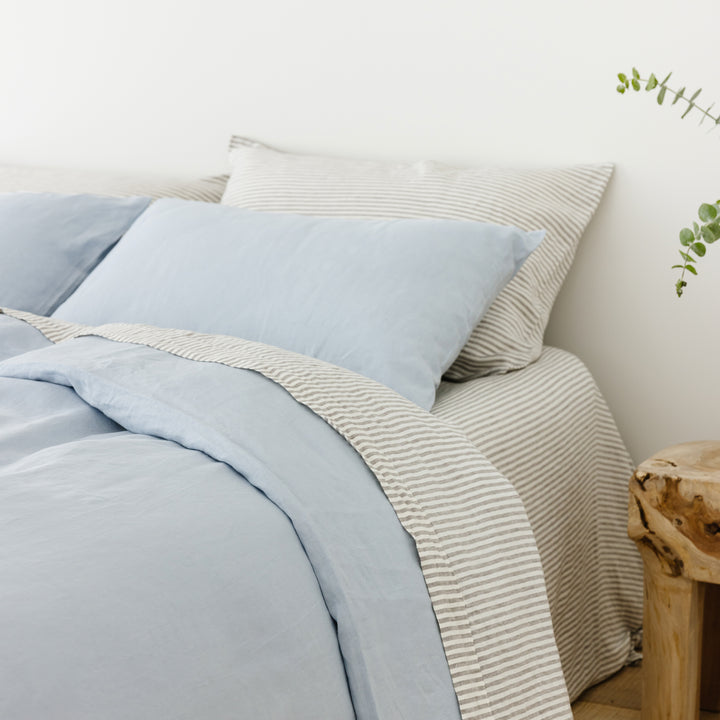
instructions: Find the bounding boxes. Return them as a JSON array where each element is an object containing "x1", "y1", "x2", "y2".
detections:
[{"x1": 573, "y1": 663, "x2": 720, "y2": 719}]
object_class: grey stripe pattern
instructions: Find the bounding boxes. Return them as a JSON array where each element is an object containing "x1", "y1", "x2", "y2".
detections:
[
  {"x1": 433, "y1": 347, "x2": 643, "y2": 701},
  {"x1": 3, "y1": 308, "x2": 572, "y2": 720},
  {"x1": 222, "y1": 136, "x2": 612, "y2": 379},
  {"x1": 0, "y1": 164, "x2": 228, "y2": 202}
]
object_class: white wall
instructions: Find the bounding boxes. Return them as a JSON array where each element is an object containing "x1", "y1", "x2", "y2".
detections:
[{"x1": 1, "y1": 0, "x2": 717, "y2": 462}]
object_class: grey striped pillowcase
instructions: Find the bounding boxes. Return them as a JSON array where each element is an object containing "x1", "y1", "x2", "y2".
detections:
[
  {"x1": 0, "y1": 164, "x2": 228, "y2": 202},
  {"x1": 222, "y1": 136, "x2": 613, "y2": 379}
]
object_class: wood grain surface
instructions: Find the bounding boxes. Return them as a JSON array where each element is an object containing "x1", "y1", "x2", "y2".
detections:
[
  {"x1": 626, "y1": 442, "x2": 720, "y2": 719},
  {"x1": 573, "y1": 664, "x2": 720, "y2": 720}
]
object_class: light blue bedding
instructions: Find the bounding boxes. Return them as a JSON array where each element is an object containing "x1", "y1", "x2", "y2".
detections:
[
  {"x1": 0, "y1": 193, "x2": 150, "y2": 315},
  {"x1": 53, "y1": 199, "x2": 543, "y2": 409},
  {"x1": 0, "y1": 313, "x2": 461, "y2": 720}
]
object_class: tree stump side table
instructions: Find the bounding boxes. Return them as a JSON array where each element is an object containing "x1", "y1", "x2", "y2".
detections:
[{"x1": 628, "y1": 441, "x2": 720, "y2": 720}]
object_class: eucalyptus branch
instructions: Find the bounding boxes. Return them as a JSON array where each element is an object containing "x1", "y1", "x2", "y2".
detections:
[
  {"x1": 616, "y1": 68, "x2": 720, "y2": 126},
  {"x1": 615, "y1": 67, "x2": 720, "y2": 296},
  {"x1": 671, "y1": 201, "x2": 720, "y2": 297}
]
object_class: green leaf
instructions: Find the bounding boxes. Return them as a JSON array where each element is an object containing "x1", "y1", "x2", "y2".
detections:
[
  {"x1": 698, "y1": 203, "x2": 717, "y2": 222},
  {"x1": 646, "y1": 74, "x2": 658, "y2": 90},
  {"x1": 693, "y1": 221, "x2": 701, "y2": 237},
  {"x1": 673, "y1": 87, "x2": 685, "y2": 105},
  {"x1": 632, "y1": 67, "x2": 640, "y2": 79},
  {"x1": 705, "y1": 221, "x2": 720, "y2": 242},
  {"x1": 679, "y1": 250, "x2": 695, "y2": 263},
  {"x1": 685, "y1": 264, "x2": 698, "y2": 275},
  {"x1": 701, "y1": 226, "x2": 716, "y2": 244},
  {"x1": 657, "y1": 86, "x2": 667, "y2": 104},
  {"x1": 632, "y1": 79, "x2": 641, "y2": 91},
  {"x1": 679, "y1": 228, "x2": 695, "y2": 246},
  {"x1": 676, "y1": 279, "x2": 687, "y2": 297},
  {"x1": 678, "y1": 91, "x2": 702, "y2": 119},
  {"x1": 691, "y1": 241, "x2": 707, "y2": 257},
  {"x1": 618, "y1": 73, "x2": 628, "y2": 84},
  {"x1": 700, "y1": 102, "x2": 714, "y2": 125},
  {"x1": 617, "y1": 84, "x2": 627, "y2": 94},
  {"x1": 660, "y1": 71, "x2": 673, "y2": 85}
]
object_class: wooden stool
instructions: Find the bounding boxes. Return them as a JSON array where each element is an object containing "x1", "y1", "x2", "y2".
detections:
[{"x1": 629, "y1": 441, "x2": 720, "y2": 719}]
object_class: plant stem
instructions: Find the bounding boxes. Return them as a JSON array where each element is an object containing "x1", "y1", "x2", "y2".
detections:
[
  {"x1": 678, "y1": 264, "x2": 688, "y2": 297},
  {"x1": 637, "y1": 76, "x2": 720, "y2": 125}
]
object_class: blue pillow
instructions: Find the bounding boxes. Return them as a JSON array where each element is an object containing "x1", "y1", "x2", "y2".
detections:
[
  {"x1": 54, "y1": 199, "x2": 543, "y2": 408},
  {"x1": 0, "y1": 193, "x2": 151, "y2": 315}
]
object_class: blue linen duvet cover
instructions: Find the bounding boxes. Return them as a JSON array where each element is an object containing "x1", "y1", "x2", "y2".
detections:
[{"x1": 0, "y1": 311, "x2": 572, "y2": 720}]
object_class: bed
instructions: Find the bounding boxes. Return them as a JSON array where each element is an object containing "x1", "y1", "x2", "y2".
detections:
[{"x1": 0, "y1": 140, "x2": 643, "y2": 720}]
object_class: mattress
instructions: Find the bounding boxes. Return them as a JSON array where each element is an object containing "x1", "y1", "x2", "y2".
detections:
[{"x1": 432, "y1": 346, "x2": 644, "y2": 701}]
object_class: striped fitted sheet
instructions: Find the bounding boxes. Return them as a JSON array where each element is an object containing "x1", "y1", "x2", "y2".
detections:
[
  {"x1": 3, "y1": 309, "x2": 572, "y2": 720},
  {"x1": 432, "y1": 347, "x2": 644, "y2": 700}
]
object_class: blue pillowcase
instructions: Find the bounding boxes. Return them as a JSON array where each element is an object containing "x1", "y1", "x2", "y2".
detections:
[
  {"x1": 54, "y1": 199, "x2": 543, "y2": 408},
  {"x1": 0, "y1": 193, "x2": 151, "y2": 316}
]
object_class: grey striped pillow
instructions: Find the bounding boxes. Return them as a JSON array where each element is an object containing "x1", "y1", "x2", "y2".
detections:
[
  {"x1": 0, "y1": 164, "x2": 228, "y2": 202},
  {"x1": 222, "y1": 136, "x2": 613, "y2": 379}
]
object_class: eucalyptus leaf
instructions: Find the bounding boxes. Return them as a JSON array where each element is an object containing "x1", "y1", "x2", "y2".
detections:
[
  {"x1": 698, "y1": 203, "x2": 717, "y2": 222},
  {"x1": 701, "y1": 227, "x2": 715, "y2": 244},
  {"x1": 673, "y1": 87, "x2": 685, "y2": 105},
  {"x1": 693, "y1": 221, "x2": 700, "y2": 237},
  {"x1": 616, "y1": 84, "x2": 626, "y2": 94},
  {"x1": 685, "y1": 264, "x2": 698, "y2": 275},
  {"x1": 679, "y1": 228, "x2": 694, "y2": 246},
  {"x1": 618, "y1": 73, "x2": 628, "y2": 84},
  {"x1": 646, "y1": 74, "x2": 658, "y2": 90},
  {"x1": 700, "y1": 102, "x2": 714, "y2": 125},
  {"x1": 705, "y1": 221, "x2": 720, "y2": 242},
  {"x1": 632, "y1": 79, "x2": 641, "y2": 91},
  {"x1": 680, "y1": 250, "x2": 694, "y2": 263},
  {"x1": 657, "y1": 86, "x2": 667, "y2": 104},
  {"x1": 692, "y1": 241, "x2": 707, "y2": 257},
  {"x1": 632, "y1": 67, "x2": 640, "y2": 79}
]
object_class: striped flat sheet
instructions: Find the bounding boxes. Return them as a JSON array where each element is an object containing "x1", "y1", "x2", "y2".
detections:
[
  {"x1": 3, "y1": 309, "x2": 572, "y2": 720},
  {"x1": 432, "y1": 347, "x2": 644, "y2": 700}
]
